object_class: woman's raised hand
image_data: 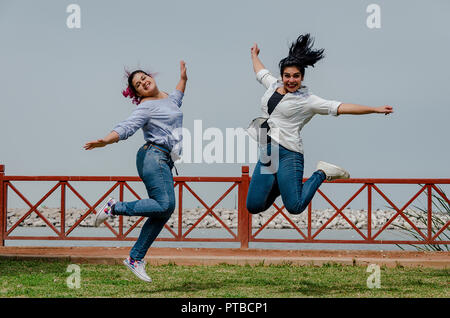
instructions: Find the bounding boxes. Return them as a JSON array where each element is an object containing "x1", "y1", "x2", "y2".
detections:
[
  {"x1": 250, "y1": 43, "x2": 265, "y2": 74},
  {"x1": 180, "y1": 60, "x2": 187, "y2": 81},
  {"x1": 176, "y1": 60, "x2": 187, "y2": 93},
  {"x1": 251, "y1": 43, "x2": 260, "y2": 57}
]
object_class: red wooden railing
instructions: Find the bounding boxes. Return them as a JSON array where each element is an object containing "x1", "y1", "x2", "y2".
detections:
[{"x1": 0, "y1": 164, "x2": 449, "y2": 248}]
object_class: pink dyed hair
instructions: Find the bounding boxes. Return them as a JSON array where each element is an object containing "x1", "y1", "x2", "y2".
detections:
[{"x1": 122, "y1": 85, "x2": 140, "y2": 105}]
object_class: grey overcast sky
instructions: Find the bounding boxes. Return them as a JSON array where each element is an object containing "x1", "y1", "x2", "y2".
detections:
[{"x1": 1, "y1": 0, "x2": 449, "y2": 208}]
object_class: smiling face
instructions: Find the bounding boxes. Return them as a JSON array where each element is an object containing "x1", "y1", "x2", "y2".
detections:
[
  {"x1": 281, "y1": 66, "x2": 303, "y2": 93},
  {"x1": 131, "y1": 72, "x2": 158, "y2": 98}
]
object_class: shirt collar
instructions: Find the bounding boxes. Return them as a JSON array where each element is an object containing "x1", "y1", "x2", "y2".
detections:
[{"x1": 272, "y1": 80, "x2": 310, "y2": 97}]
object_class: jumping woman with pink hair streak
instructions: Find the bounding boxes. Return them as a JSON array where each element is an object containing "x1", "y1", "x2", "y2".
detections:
[{"x1": 84, "y1": 61, "x2": 187, "y2": 282}]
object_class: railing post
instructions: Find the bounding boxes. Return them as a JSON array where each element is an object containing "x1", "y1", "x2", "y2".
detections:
[
  {"x1": 60, "y1": 180, "x2": 66, "y2": 239},
  {"x1": 178, "y1": 182, "x2": 183, "y2": 240},
  {"x1": 238, "y1": 166, "x2": 250, "y2": 249},
  {"x1": 119, "y1": 181, "x2": 124, "y2": 239},
  {"x1": 0, "y1": 165, "x2": 5, "y2": 246},
  {"x1": 368, "y1": 183, "x2": 372, "y2": 241},
  {"x1": 427, "y1": 184, "x2": 432, "y2": 242}
]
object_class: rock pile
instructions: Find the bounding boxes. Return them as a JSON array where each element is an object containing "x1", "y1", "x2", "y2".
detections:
[{"x1": 6, "y1": 207, "x2": 449, "y2": 230}]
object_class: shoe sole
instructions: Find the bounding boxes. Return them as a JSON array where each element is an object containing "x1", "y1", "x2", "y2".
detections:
[
  {"x1": 123, "y1": 260, "x2": 152, "y2": 283},
  {"x1": 94, "y1": 205, "x2": 108, "y2": 227},
  {"x1": 94, "y1": 199, "x2": 114, "y2": 227},
  {"x1": 317, "y1": 161, "x2": 350, "y2": 179}
]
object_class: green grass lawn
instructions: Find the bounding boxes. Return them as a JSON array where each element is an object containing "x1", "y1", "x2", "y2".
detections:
[{"x1": 0, "y1": 259, "x2": 448, "y2": 298}]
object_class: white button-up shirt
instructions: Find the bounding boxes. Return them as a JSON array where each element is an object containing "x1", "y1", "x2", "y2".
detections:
[{"x1": 247, "y1": 69, "x2": 341, "y2": 154}]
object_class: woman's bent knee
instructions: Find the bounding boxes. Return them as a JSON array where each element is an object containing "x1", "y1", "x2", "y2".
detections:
[
  {"x1": 246, "y1": 201, "x2": 265, "y2": 214},
  {"x1": 284, "y1": 202, "x2": 308, "y2": 215},
  {"x1": 159, "y1": 199, "x2": 175, "y2": 216}
]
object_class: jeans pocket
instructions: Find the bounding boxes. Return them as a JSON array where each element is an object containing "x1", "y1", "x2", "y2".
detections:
[{"x1": 158, "y1": 157, "x2": 174, "y2": 177}]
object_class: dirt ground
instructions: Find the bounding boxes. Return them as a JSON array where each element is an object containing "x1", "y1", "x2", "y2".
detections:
[{"x1": 0, "y1": 246, "x2": 449, "y2": 268}]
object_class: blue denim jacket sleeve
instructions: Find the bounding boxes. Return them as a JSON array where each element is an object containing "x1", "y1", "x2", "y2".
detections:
[
  {"x1": 112, "y1": 106, "x2": 150, "y2": 140},
  {"x1": 169, "y1": 89, "x2": 184, "y2": 108}
]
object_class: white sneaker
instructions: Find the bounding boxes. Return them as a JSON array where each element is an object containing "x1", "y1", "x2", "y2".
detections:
[
  {"x1": 316, "y1": 161, "x2": 350, "y2": 181},
  {"x1": 94, "y1": 197, "x2": 116, "y2": 227},
  {"x1": 123, "y1": 257, "x2": 152, "y2": 283}
]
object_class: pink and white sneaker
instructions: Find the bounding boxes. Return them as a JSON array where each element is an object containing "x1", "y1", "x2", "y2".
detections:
[
  {"x1": 94, "y1": 197, "x2": 116, "y2": 227},
  {"x1": 123, "y1": 257, "x2": 152, "y2": 282}
]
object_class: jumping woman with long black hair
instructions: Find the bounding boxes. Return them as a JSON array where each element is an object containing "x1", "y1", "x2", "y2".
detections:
[
  {"x1": 246, "y1": 34, "x2": 393, "y2": 215},
  {"x1": 84, "y1": 61, "x2": 187, "y2": 282}
]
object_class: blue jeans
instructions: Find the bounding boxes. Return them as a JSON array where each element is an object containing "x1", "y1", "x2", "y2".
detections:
[
  {"x1": 113, "y1": 144, "x2": 175, "y2": 261},
  {"x1": 246, "y1": 143, "x2": 326, "y2": 215}
]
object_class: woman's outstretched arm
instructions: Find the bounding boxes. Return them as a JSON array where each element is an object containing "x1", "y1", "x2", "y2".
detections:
[
  {"x1": 337, "y1": 104, "x2": 394, "y2": 115},
  {"x1": 176, "y1": 60, "x2": 188, "y2": 93},
  {"x1": 83, "y1": 131, "x2": 119, "y2": 150}
]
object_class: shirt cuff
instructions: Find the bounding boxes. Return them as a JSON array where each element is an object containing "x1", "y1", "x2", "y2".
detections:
[
  {"x1": 256, "y1": 69, "x2": 270, "y2": 83},
  {"x1": 330, "y1": 102, "x2": 342, "y2": 116},
  {"x1": 173, "y1": 89, "x2": 184, "y2": 99},
  {"x1": 171, "y1": 89, "x2": 184, "y2": 107},
  {"x1": 112, "y1": 127, "x2": 126, "y2": 140}
]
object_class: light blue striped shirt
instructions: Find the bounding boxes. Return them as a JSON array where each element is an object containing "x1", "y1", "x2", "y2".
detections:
[{"x1": 113, "y1": 89, "x2": 184, "y2": 158}]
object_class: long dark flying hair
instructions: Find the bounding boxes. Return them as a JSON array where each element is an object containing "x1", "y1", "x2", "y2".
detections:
[{"x1": 278, "y1": 34, "x2": 325, "y2": 77}]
